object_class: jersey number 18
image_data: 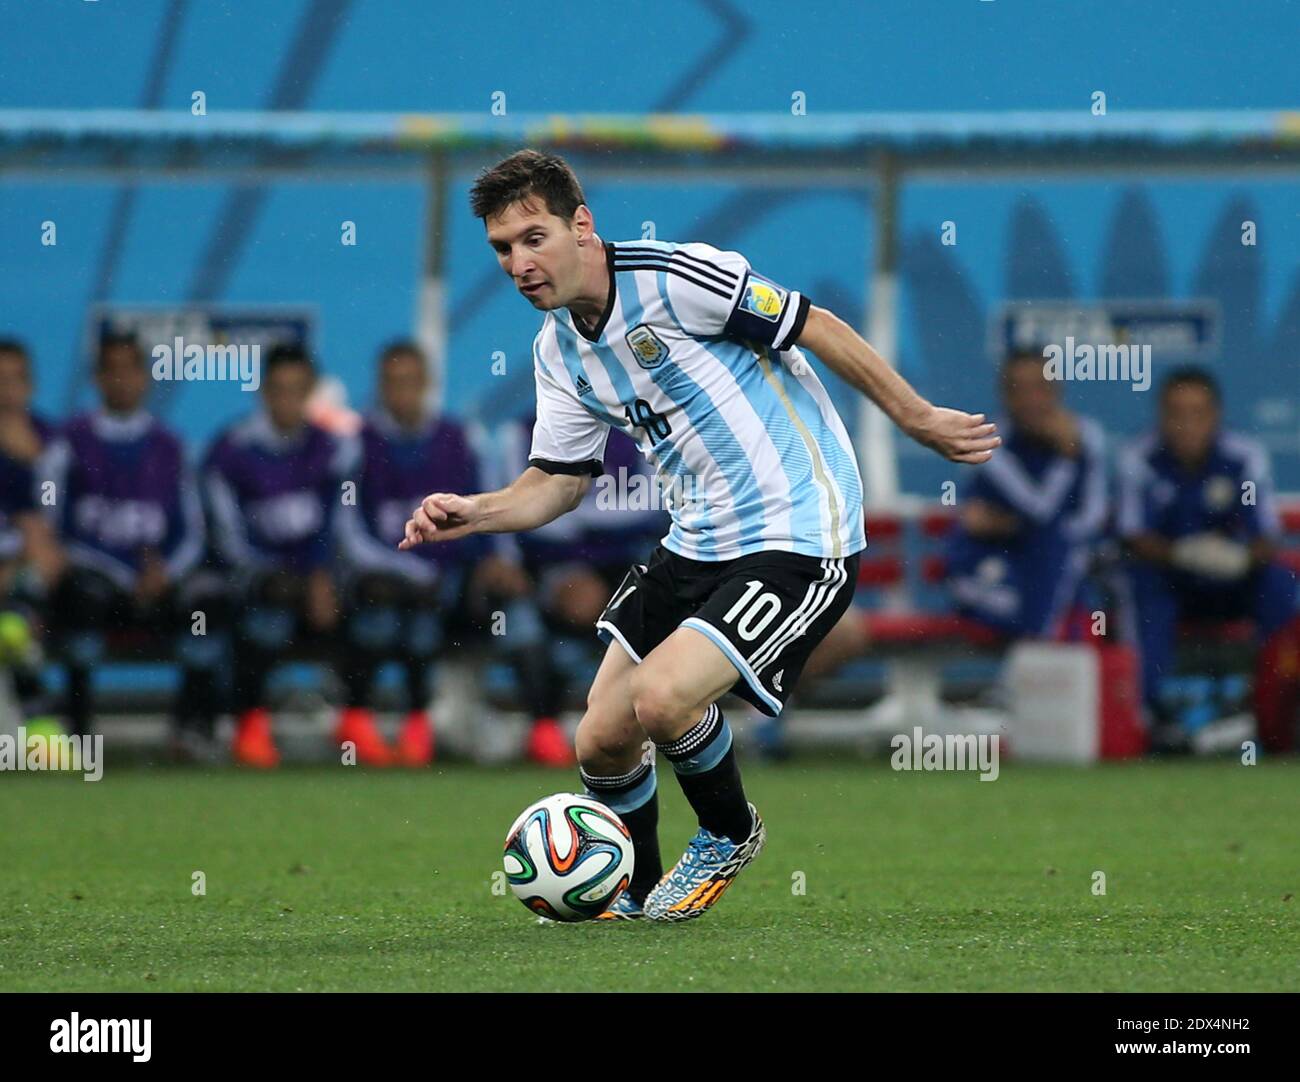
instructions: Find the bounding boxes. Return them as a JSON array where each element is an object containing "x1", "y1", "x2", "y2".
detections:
[{"x1": 624, "y1": 398, "x2": 672, "y2": 442}]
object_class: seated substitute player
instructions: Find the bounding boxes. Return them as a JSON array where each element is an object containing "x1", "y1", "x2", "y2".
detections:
[
  {"x1": 39, "y1": 334, "x2": 214, "y2": 742},
  {"x1": 768, "y1": 349, "x2": 1107, "y2": 755},
  {"x1": 0, "y1": 340, "x2": 64, "y2": 728},
  {"x1": 335, "y1": 343, "x2": 553, "y2": 764},
  {"x1": 944, "y1": 349, "x2": 1108, "y2": 638},
  {"x1": 204, "y1": 345, "x2": 361, "y2": 768},
  {"x1": 0, "y1": 340, "x2": 61, "y2": 584},
  {"x1": 491, "y1": 414, "x2": 667, "y2": 761},
  {"x1": 1117, "y1": 366, "x2": 1298, "y2": 734},
  {"x1": 401, "y1": 150, "x2": 998, "y2": 922}
]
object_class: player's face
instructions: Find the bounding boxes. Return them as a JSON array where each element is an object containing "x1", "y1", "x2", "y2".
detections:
[
  {"x1": 380, "y1": 353, "x2": 428, "y2": 426},
  {"x1": 262, "y1": 363, "x2": 315, "y2": 431},
  {"x1": 0, "y1": 352, "x2": 31, "y2": 412},
  {"x1": 95, "y1": 345, "x2": 149, "y2": 413},
  {"x1": 1160, "y1": 383, "x2": 1219, "y2": 464},
  {"x1": 485, "y1": 198, "x2": 586, "y2": 310},
  {"x1": 1002, "y1": 358, "x2": 1059, "y2": 435}
]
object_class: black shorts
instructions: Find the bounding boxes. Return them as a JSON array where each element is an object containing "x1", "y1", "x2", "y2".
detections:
[{"x1": 596, "y1": 544, "x2": 860, "y2": 717}]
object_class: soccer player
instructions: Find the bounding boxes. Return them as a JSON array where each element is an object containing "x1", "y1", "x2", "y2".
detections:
[
  {"x1": 0, "y1": 340, "x2": 61, "y2": 585},
  {"x1": 945, "y1": 350, "x2": 1108, "y2": 638},
  {"x1": 0, "y1": 340, "x2": 64, "y2": 730},
  {"x1": 336, "y1": 341, "x2": 494, "y2": 766},
  {"x1": 401, "y1": 150, "x2": 998, "y2": 921},
  {"x1": 1118, "y1": 367, "x2": 1298, "y2": 738},
  {"x1": 39, "y1": 334, "x2": 214, "y2": 742},
  {"x1": 204, "y1": 345, "x2": 362, "y2": 767}
]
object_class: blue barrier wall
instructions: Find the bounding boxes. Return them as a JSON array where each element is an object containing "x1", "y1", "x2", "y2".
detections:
[{"x1": 1, "y1": 0, "x2": 1297, "y2": 491}]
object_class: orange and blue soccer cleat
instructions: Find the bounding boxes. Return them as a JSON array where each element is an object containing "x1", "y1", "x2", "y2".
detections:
[
  {"x1": 594, "y1": 891, "x2": 644, "y2": 921},
  {"x1": 643, "y1": 803, "x2": 765, "y2": 922}
]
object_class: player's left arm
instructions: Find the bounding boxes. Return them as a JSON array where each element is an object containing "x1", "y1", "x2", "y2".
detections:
[{"x1": 796, "y1": 305, "x2": 1000, "y2": 464}]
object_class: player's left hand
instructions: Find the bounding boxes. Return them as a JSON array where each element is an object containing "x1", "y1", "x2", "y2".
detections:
[{"x1": 907, "y1": 406, "x2": 1000, "y2": 464}]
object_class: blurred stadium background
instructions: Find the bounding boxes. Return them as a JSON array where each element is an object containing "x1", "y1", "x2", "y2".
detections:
[
  {"x1": 3, "y1": 0, "x2": 1300, "y2": 1000},
  {"x1": 1, "y1": 0, "x2": 1299, "y2": 760}
]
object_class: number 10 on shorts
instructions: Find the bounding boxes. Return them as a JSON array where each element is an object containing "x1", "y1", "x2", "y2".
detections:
[{"x1": 722, "y1": 580, "x2": 782, "y2": 642}]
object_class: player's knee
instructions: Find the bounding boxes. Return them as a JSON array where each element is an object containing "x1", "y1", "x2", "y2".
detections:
[
  {"x1": 627, "y1": 669, "x2": 692, "y2": 740},
  {"x1": 574, "y1": 710, "x2": 634, "y2": 773}
]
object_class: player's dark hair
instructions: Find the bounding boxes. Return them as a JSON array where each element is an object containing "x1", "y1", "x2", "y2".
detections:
[
  {"x1": 469, "y1": 149, "x2": 587, "y2": 222},
  {"x1": 1001, "y1": 349, "x2": 1048, "y2": 377},
  {"x1": 264, "y1": 343, "x2": 316, "y2": 378},
  {"x1": 1160, "y1": 365, "x2": 1220, "y2": 405},
  {"x1": 97, "y1": 332, "x2": 143, "y2": 369},
  {"x1": 998, "y1": 348, "x2": 1050, "y2": 390},
  {"x1": 0, "y1": 338, "x2": 29, "y2": 369},
  {"x1": 378, "y1": 339, "x2": 427, "y2": 368}
]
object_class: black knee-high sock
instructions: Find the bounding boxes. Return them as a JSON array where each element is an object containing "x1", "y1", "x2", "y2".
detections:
[
  {"x1": 656, "y1": 703, "x2": 752, "y2": 843},
  {"x1": 404, "y1": 657, "x2": 433, "y2": 713},
  {"x1": 65, "y1": 666, "x2": 92, "y2": 737},
  {"x1": 233, "y1": 645, "x2": 273, "y2": 715},
  {"x1": 341, "y1": 652, "x2": 380, "y2": 710},
  {"x1": 581, "y1": 755, "x2": 662, "y2": 903},
  {"x1": 176, "y1": 668, "x2": 220, "y2": 739},
  {"x1": 511, "y1": 646, "x2": 565, "y2": 719}
]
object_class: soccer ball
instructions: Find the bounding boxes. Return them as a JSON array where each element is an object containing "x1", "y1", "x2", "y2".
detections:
[{"x1": 502, "y1": 793, "x2": 635, "y2": 922}]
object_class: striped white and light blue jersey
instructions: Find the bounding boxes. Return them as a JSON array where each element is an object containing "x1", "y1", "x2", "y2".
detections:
[{"x1": 527, "y1": 238, "x2": 865, "y2": 562}]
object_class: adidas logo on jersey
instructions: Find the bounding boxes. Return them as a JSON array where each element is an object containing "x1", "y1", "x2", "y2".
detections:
[{"x1": 575, "y1": 374, "x2": 593, "y2": 396}]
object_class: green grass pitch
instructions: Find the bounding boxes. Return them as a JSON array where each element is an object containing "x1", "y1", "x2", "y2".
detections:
[{"x1": 0, "y1": 759, "x2": 1296, "y2": 991}]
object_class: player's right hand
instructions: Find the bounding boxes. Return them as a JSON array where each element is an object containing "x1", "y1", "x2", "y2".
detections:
[{"x1": 400, "y1": 492, "x2": 481, "y2": 548}]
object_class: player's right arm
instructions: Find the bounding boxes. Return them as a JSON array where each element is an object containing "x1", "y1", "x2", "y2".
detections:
[
  {"x1": 401, "y1": 467, "x2": 590, "y2": 548},
  {"x1": 401, "y1": 333, "x2": 607, "y2": 549}
]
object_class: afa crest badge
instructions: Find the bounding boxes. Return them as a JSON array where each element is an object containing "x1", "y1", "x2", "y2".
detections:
[
  {"x1": 625, "y1": 324, "x2": 669, "y2": 369},
  {"x1": 739, "y1": 275, "x2": 787, "y2": 322}
]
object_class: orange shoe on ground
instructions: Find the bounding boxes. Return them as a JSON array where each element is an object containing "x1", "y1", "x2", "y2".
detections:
[
  {"x1": 335, "y1": 707, "x2": 395, "y2": 766},
  {"x1": 232, "y1": 707, "x2": 279, "y2": 768},
  {"x1": 396, "y1": 710, "x2": 436, "y2": 766},
  {"x1": 525, "y1": 716, "x2": 574, "y2": 767}
]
